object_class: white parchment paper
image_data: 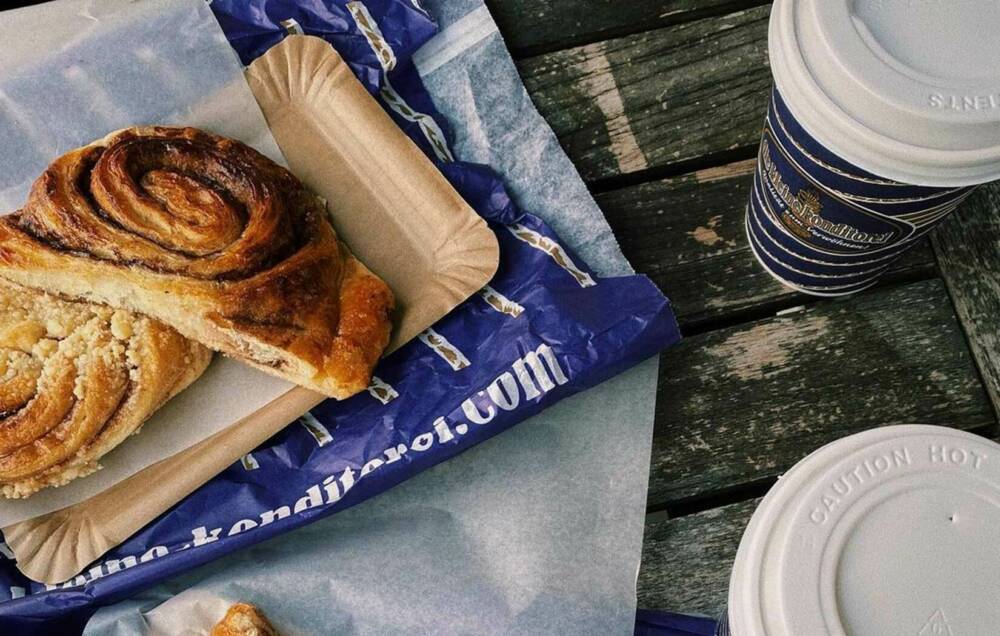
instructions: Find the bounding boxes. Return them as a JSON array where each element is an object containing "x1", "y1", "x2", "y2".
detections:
[
  {"x1": 87, "y1": 2, "x2": 661, "y2": 635},
  {"x1": 0, "y1": 0, "x2": 295, "y2": 526}
]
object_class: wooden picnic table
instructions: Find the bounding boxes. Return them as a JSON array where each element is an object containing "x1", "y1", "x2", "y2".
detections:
[{"x1": 488, "y1": 0, "x2": 1000, "y2": 617}]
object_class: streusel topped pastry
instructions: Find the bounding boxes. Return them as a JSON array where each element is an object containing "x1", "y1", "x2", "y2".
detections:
[{"x1": 0, "y1": 279, "x2": 211, "y2": 498}]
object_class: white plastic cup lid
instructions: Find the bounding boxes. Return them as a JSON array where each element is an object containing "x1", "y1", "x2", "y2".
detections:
[
  {"x1": 769, "y1": 0, "x2": 1000, "y2": 187},
  {"x1": 728, "y1": 425, "x2": 1000, "y2": 635}
]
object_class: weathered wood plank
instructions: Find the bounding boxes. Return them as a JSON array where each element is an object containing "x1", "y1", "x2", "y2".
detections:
[
  {"x1": 638, "y1": 499, "x2": 758, "y2": 615},
  {"x1": 518, "y1": 6, "x2": 771, "y2": 182},
  {"x1": 933, "y1": 182, "x2": 1000, "y2": 418},
  {"x1": 488, "y1": 0, "x2": 768, "y2": 56},
  {"x1": 647, "y1": 278, "x2": 997, "y2": 508},
  {"x1": 596, "y1": 161, "x2": 937, "y2": 329}
]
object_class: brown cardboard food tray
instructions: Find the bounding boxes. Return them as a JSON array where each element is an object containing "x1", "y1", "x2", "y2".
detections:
[{"x1": 4, "y1": 35, "x2": 499, "y2": 584}]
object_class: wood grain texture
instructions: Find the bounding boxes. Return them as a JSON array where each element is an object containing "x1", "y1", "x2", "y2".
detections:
[
  {"x1": 518, "y1": 5, "x2": 771, "y2": 182},
  {"x1": 933, "y1": 182, "x2": 1000, "y2": 418},
  {"x1": 596, "y1": 161, "x2": 937, "y2": 329},
  {"x1": 488, "y1": 0, "x2": 769, "y2": 56},
  {"x1": 496, "y1": 2, "x2": 999, "y2": 612},
  {"x1": 639, "y1": 499, "x2": 758, "y2": 615},
  {"x1": 648, "y1": 278, "x2": 997, "y2": 508}
]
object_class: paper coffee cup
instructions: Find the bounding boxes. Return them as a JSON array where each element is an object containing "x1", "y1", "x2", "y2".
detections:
[
  {"x1": 724, "y1": 426, "x2": 1000, "y2": 635},
  {"x1": 747, "y1": 0, "x2": 1000, "y2": 296}
]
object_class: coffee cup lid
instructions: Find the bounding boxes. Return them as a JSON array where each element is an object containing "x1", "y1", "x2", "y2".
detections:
[
  {"x1": 728, "y1": 425, "x2": 1000, "y2": 635},
  {"x1": 770, "y1": 0, "x2": 1000, "y2": 187}
]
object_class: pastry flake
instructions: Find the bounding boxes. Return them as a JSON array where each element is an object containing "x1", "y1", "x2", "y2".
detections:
[{"x1": 211, "y1": 602, "x2": 280, "y2": 636}]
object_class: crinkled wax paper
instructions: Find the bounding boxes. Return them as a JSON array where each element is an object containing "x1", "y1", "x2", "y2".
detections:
[{"x1": 0, "y1": 1, "x2": 679, "y2": 634}]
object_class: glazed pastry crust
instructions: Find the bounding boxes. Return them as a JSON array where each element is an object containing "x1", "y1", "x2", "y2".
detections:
[
  {"x1": 0, "y1": 279, "x2": 212, "y2": 498},
  {"x1": 211, "y1": 603, "x2": 280, "y2": 636},
  {"x1": 0, "y1": 126, "x2": 394, "y2": 399}
]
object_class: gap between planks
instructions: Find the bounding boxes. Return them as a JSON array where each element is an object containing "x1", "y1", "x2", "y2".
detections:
[
  {"x1": 647, "y1": 277, "x2": 997, "y2": 510},
  {"x1": 489, "y1": 0, "x2": 773, "y2": 59},
  {"x1": 932, "y1": 182, "x2": 1000, "y2": 421},
  {"x1": 518, "y1": 4, "x2": 773, "y2": 182}
]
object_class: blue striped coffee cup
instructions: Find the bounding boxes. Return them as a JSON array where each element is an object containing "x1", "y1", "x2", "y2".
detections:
[
  {"x1": 746, "y1": 87, "x2": 977, "y2": 296},
  {"x1": 748, "y1": 0, "x2": 1000, "y2": 297}
]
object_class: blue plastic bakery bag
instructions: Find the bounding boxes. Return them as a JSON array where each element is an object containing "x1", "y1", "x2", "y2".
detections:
[
  {"x1": 635, "y1": 610, "x2": 720, "y2": 636},
  {"x1": 0, "y1": 1, "x2": 680, "y2": 633}
]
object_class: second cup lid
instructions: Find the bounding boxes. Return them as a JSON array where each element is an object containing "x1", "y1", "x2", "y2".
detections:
[
  {"x1": 728, "y1": 425, "x2": 1000, "y2": 635},
  {"x1": 770, "y1": 0, "x2": 1000, "y2": 187}
]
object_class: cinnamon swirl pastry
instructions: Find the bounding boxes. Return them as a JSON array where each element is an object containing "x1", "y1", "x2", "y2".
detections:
[
  {"x1": 0, "y1": 279, "x2": 211, "y2": 498},
  {"x1": 0, "y1": 127, "x2": 393, "y2": 399}
]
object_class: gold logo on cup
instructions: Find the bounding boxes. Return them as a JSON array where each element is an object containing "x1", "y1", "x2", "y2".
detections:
[
  {"x1": 760, "y1": 138, "x2": 894, "y2": 247},
  {"x1": 781, "y1": 189, "x2": 823, "y2": 239}
]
